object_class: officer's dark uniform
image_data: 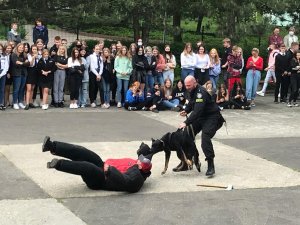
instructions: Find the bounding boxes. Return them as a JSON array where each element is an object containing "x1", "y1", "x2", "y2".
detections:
[{"x1": 184, "y1": 84, "x2": 225, "y2": 176}]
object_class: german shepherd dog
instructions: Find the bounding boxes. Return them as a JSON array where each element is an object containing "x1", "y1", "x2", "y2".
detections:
[{"x1": 150, "y1": 125, "x2": 201, "y2": 175}]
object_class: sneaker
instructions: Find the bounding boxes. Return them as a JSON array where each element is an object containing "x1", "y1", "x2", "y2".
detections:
[
  {"x1": 219, "y1": 106, "x2": 224, "y2": 111},
  {"x1": 287, "y1": 102, "x2": 292, "y2": 107},
  {"x1": 243, "y1": 106, "x2": 251, "y2": 110},
  {"x1": 24, "y1": 104, "x2": 29, "y2": 110},
  {"x1": 58, "y1": 102, "x2": 64, "y2": 108},
  {"x1": 29, "y1": 103, "x2": 36, "y2": 108},
  {"x1": 69, "y1": 103, "x2": 74, "y2": 109},
  {"x1": 117, "y1": 102, "x2": 122, "y2": 108},
  {"x1": 33, "y1": 100, "x2": 39, "y2": 107},
  {"x1": 42, "y1": 104, "x2": 48, "y2": 110},
  {"x1": 54, "y1": 103, "x2": 59, "y2": 108},
  {"x1": 101, "y1": 103, "x2": 108, "y2": 109},
  {"x1": 19, "y1": 102, "x2": 26, "y2": 109},
  {"x1": 13, "y1": 103, "x2": 20, "y2": 110},
  {"x1": 293, "y1": 102, "x2": 299, "y2": 107},
  {"x1": 0, "y1": 105, "x2": 5, "y2": 110},
  {"x1": 274, "y1": 99, "x2": 279, "y2": 104},
  {"x1": 106, "y1": 104, "x2": 110, "y2": 109},
  {"x1": 91, "y1": 102, "x2": 96, "y2": 108},
  {"x1": 256, "y1": 91, "x2": 265, "y2": 97},
  {"x1": 73, "y1": 103, "x2": 79, "y2": 109},
  {"x1": 128, "y1": 106, "x2": 137, "y2": 111},
  {"x1": 151, "y1": 108, "x2": 159, "y2": 113},
  {"x1": 250, "y1": 102, "x2": 256, "y2": 107},
  {"x1": 80, "y1": 104, "x2": 86, "y2": 108},
  {"x1": 42, "y1": 136, "x2": 52, "y2": 152}
]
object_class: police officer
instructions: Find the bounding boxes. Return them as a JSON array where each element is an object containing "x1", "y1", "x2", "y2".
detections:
[{"x1": 179, "y1": 75, "x2": 225, "y2": 176}]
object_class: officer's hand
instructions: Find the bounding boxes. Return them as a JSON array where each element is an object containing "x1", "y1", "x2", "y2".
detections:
[
  {"x1": 179, "y1": 122, "x2": 186, "y2": 129},
  {"x1": 180, "y1": 110, "x2": 187, "y2": 117},
  {"x1": 104, "y1": 164, "x2": 109, "y2": 172}
]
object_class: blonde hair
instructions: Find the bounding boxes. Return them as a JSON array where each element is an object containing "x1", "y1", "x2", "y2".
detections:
[
  {"x1": 183, "y1": 42, "x2": 193, "y2": 56},
  {"x1": 13, "y1": 43, "x2": 26, "y2": 57},
  {"x1": 57, "y1": 45, "x2": 67, "y2": 58},
  {"x1": 103, "y1": 47, "x2": 111, "y2": 63},
  {"x1": 209, "y1": 48, "x2": 220, "y2": 65},
  {"x1": 252, "y1": 48, "x2": 259, "y2": 54},
  {"x1": 117, "y1": 46, "x2": 131, "y2": 58}
]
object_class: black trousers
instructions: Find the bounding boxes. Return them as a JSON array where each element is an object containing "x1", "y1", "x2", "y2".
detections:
[
  {"x1": 289, "y1": 73, "x2": 300, "y2": 102},
  {"x1": 69, "y1": 74, "x2": 82, "y2": 100},
  {"x1": 191, "y1": 114, "x2": 224, "y2": 160},
  {"x1": 230, "y1": 97, "x2": 249, "y2": 109},
  {"x1": 52, "y1": 141, "x2": 105, "y2": 190},
  {"x1": 89, "y1": 72, "x2": 103, "y2": 104},
  {"x1": 124, "y1": 101, "x2": 145, "y2": 110},
  {"x1": 195, "y1": 68, "x2": 210, "y2": 85},
  {"x1": 274, "y1": 72, "x2": 282, "y2": 101},
  {"x1": 281, "y1": 75, "x2": 290, "y2": 101}
]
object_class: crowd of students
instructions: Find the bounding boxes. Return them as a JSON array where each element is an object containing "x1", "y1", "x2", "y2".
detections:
[{"x1": 1, "y1": 21, "x2": 299, "y2": 112}]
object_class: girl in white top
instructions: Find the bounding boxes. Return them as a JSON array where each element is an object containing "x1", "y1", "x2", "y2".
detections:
[
  {"x1": 0, "y1": 44, "x2": 9, "y2": 110},
  {"x1": 194, "y1": 45, "x2": 210, "y2": 85},
  {"x1": 180, "y1": 42, "x2": 196, "y2": 80}
]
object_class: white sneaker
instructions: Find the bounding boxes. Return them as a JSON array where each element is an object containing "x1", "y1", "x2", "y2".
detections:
[
  {"x1": 106, "y1": 103, "x2": 110, "y2": 109},
  {"x1": 81, "y1": 104, "x2": 86, "y2": 108},
  {"x1": 91, "y1": 102, "x2": 96, "y2": 108},
  {"x1": 18, "y1": 102, "x2": 26, "y2": 109},
  {"x1": 293, "y1": 103, "x2": 299, "y2": 107},
  {"x1": 287, "y1": 102, "x2": 292, "y2": 107},
  {"x1": 73, "y1": 103, "x2": 79, "y2": 109},
  {"x1": 256, "y1": 91, "x2": 265, "y2": 97},
  {"x1": 117, "y1": 102, "x2": 122, "y2": 108},
  {"x1": 69, "y1": 103, "x2": 74, "y2": 109},
  {"x1": 42, "y1": 104, "x2": 48, "y2": 110},
  {"x1": 13, "y1": 103, "x2": 19, "y2": 110}
]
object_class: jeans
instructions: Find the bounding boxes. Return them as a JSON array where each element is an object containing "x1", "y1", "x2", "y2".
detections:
[
  {"x1": 0, "y1": 75, "x2": 6, "y2": 105},
  {"x1": 13, "y1": 75, "x2": 26, "y2": 104},
  {"x1": 79, "y1": 82, "x2": 89, "y2": 106},
  {"x1": 181, "y1": 68, "x2": 194, "y2": 81},
  {"x1": 116, "y1": 78, "x2": 129, "y2": 103},
  {"x1": 209, "y1": 75, "x2": 219, "y2": 89},
  {"x1": 145, "y1": 73, "x2": 154, "y2": 93},
  {"x1": 261, "y1": 70, "x2": 276, "y2": 93},
  {"x1": 153, "y1": 72, "x2": 164, "y2": 86},
  {"x1": 246, "y1": 70, "x2": 261, "y2": 101},
  {"x1": 102, "y1": 78, "x2": 110, "y2": 104},
  {"x1": 163, "y1": 70, "x2": 174, "y2": 84},
  {"x1": 53, "y1": 69, "x2": 66, "y2": 103},
  {"x1": 162, "y1": 99, "x2": 180, "y2": 109}
]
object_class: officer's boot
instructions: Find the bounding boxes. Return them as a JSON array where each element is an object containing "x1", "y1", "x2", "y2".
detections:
[
  {"x1": 205, "y1": 158, "x2": 215, "y2": 176},
  {"x1": 42, "y1": 136, "x2": 54, "y2": 152},
  {"x1": 47, "y1": 158, "x2": 60, "y2": 169}
]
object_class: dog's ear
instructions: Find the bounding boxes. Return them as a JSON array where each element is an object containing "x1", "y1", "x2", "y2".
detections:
[{"x1": 151, "y1": 138, "x2": 155, "y2": 143}]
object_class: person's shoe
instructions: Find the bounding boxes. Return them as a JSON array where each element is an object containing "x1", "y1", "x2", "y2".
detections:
[
  {"x1": 13, "y1": 103, "x2": 20, "y2": 110},
  {"x1": 250, "y1": 102, "x2": 255, "y2": 107},
  {"x1": 274, "y1": 99, "x2": 279, "y2": 104},
  {"x1": 29, "y1": 103, "x2": 36, "y2": 108},
  {"x1": 0, "y1": 105, "x2": 5, "y2": 110},
  {"x1": 24, "y1": 104, "x2": 30, "y2": 110},
  {"x1": 219, "y1": 106, "x2": 224, "y2": 111},
  {"x1": 73, "y1": 103, "x2": 79, "y2": 109},
  {"x1": 42, "y1": 104, "x2": 49, "y2": 110},
  {"x1": 54, "y1": 103, "x2": 59, "y2": 108},
  {"x1": 205, "y1": 158, "x2": 215, "y2": 177},
  {"x1": 69, "y1": 103, "x2": 74, "y2": 109},
  {"x1": 171, "y1": 106, "x2": 181, "y2": 112},
  {"x1": 117, "y1": 102, "x2": 122, "y2": 108},
  {"x1": 18, "y1": 102, "x2": 26, "y2": 109},
  {"x1": 151, "y1": 108, "x2": 159, "y2": 113},
  {"x1": 287, "y1": 102, "x2": 293, "y2": 107},
  {"x1": 128, "y1": 106, "x2": 137, "y2": 111},
  {"x1": 59, "y1": 102, "x2": 64, "y2": 108},
  {"x1": 141, "y1": 107, "x2": 149, "y2": 111},
  {"x1": 42, "y1": 136, "x2": 53, "y2": 152},
  {"x1": 256, "y1": 91, "x2": 265, "y2": 97},
  {"x1": 293, "y1": 102, "x2": 299, "y2": 107},
  {"x1": 91, "y1": 102, "x2": 96, "y2": 108},
  {"x1": 47, "y1": 158, "x2": 59, "y2": 169},
  {"x1": 243, "y1": 106, "x2": 251, "y2": 110},
  {"x1": 106, "y1": 103, "x2": 110, "y2": 109},
  {"x1": 280, "y1": 99, "x2": 286, "y2": 103}
]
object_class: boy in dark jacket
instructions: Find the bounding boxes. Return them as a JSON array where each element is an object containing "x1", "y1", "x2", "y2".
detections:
[{"x1": 42, "y1": 136, "x2": 152, "y2": 193}]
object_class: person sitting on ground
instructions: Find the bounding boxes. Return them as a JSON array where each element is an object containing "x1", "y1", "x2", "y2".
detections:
[
  {"x1": 172, "y1": 79, "x2": 188, "y2": 109},
  {"x1": 216, "y1": 84, "x2": 230, "y2": 110},
  {"x1": 124, "y1": 81, "x2": 145, "y2": 111},
  {"x1": 161, "y1": 78, "x2": 181, "y2": 111},
  {"x1": 145, "y1": 82, "x2": 165, "y2": 113},
  {"x1": 230, "y1": 82, "x2": 250, "y2": 110},
  {"x1": 42, "y1": 136, "x2": 152, "y2": 193}
]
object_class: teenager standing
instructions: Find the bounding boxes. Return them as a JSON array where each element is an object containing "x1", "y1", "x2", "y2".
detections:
[
  {"x1": 32, "y1": 18, "x2": 49, "y2": 48},
  {"x1": 0, "y1": 44, "x2": 10, "y2": 110}
]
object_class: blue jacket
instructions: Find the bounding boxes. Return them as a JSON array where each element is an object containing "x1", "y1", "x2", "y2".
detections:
[{"x1": 125, "y1": 89, "x2": 144, "y2": 103}]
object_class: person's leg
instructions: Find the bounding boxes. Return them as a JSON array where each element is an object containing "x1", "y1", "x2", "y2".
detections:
[
  {"x1": 74, "y1": 75, "x2": 82, "y2": 103},
  {"x1": 123, "y1": 79, "x2": 129, "y2": 101},
  {"x1": 89, "y1": 73, "x2": 96, "y2": 104},
  {"x1": 58, "y1": 70, "x2": 66, "y2": 103},
  {"x1": 162, "y1": 100, "x2": 177, "y2": 109},
  {"x1": 116, "y1": 78, "x2": 122, "y2": 104},
  {"x1": 12, "y1": 76, "x2": 21, "y2": 104},
  {"x1": 181, "y1": 69, "x2": 188, "y2": 81},
  {"x1": 245, "y1": 71, "x2": 253, "y2": 101},
  {"x1": 42, "y1": 87, "x2": 49, "y2": 105},
  {"x1": 18, "y1": 75, "x2": 26, "y2": 104},
  {"x1": 295, "y1": 74, "x2": 300, "y2": 102},
  {"x1": 274, "y1": 73, "x2": 281, "y2": 102},
  {"x1": 210, "y1": 76, "x2": 216, "y2": 89},
  {"x1": 252, "y1": 71, "x2": 261, "y2": 100},
  {"x1": 261, "y1": 70, "x2": 271, "y2": 93},
  {"x1": 52, "y1": 141, "x2": 104, "y2": 166},
  {"x1": 157, "y1": 73, "x2": 164, "y2": 86},
  {"x1": 53, "y1": 70, "x2": 59, "y2": 103},
  {"x1": 0, "y1": 76, "x2": 6, "y2": 105},
  {"x1": 52, "y1": 159, "x2": 105, "y2": 189},
  {"x1": 170, "y1": 99, "x2": 180, "y2": 106},
  {"x1": 289, "y1": 74, "x2": 297, "y2": 103},
  {"x1": 96, "y1": 80, "x2": 102, "y2": 105}
]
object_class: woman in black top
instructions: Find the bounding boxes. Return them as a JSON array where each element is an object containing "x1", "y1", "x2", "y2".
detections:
[
  {"x1": 132, "y1": 46, "x2": 147, "y2": 93},
  {"x1": 37, "y1": 49, "x2": 56, "y2": 110},
  {"x1": 101, "y1": 48, "x2": 114, "y2": 108},
  {"x1": 33, "y1": 18, "x2": 49, "y2": 48},
  {"x1": 288, "y1": 50, "x2": 300, "y2": 107},
  {"x1": 172, "y1": 79, "x2": 188, "y2": 107}
]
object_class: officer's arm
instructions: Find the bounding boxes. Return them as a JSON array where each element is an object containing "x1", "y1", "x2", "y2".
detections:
[{"x1": 184, "y1": 96, "x2": 205, "y2": 126}]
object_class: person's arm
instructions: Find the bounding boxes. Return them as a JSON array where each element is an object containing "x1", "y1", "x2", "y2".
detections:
[
  {"x1": 44, "y1": 27, "x2": 49, "y2": 46},
  {"x1": 126, "y1": 58, "x2": 133, "y2": 75},
  {"x1": 184, "y1": 91, "x2": 207, "y2": 125},
  {"x1": 125, "y1": 89, "x2": 135, "y2": 103},
  {"x1": 245, "y1": 57, "x2": 252, "y2": 70},
  {"x1": 256, "y1": 57, "x2": 264, "y2": 71},
  {"x1": 0, "y1": 56, "x2": 9, "y2": 78},
  {"x1": 99, "y1": 56, "x2": 104, "y2": 75}
]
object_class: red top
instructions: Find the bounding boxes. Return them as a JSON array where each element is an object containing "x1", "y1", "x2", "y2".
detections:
[
  {"x1": 105, "y1": 158, "x2": 137, "y2": 174},
  {"x1": 156, "y1": 54, "x2": 166, "y2": 72},
  {"x1": 246, "y1": 56, "x2": 263, "y2": 71}
]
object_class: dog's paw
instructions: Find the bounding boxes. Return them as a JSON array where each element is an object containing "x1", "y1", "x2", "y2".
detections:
[{"x1": 161, "y1": 171, "x2": 166, "y2": 175}]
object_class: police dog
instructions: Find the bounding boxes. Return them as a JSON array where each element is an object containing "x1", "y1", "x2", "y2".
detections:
[{"x1": 150, "y1": 126, "x2": 201, "y2": 175}]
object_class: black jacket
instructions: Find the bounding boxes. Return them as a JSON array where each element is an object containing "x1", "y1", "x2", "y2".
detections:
[
  {"x1": 104, "y1": 165, "x2": 149, "y2": 193},
  {"x1": 10, "y1": 53, "x2": 30, "y2": 76},
  {"x1": 144, "y1": 55, "x2": 157, "y2": 74},
  {"x1": 32, "y1": 26, "x2": 49, "y2": 46},
  {"x1": 290, "y1": 58, "x2": 300, "y2": 76},
  {"x1": 184, "y1": 85, "x2": 220, "y2": 125},
  {"x1": 275, "y1": 53, "x2": 289, "y2": 75},
  {"x1": 37, "y1": 58, "x2": 56, "y2": 76}
]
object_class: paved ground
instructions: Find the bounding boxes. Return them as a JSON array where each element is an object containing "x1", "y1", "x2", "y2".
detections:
[{"x1": 0, "y1": 94, "x2": 299, "y2": 225}]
